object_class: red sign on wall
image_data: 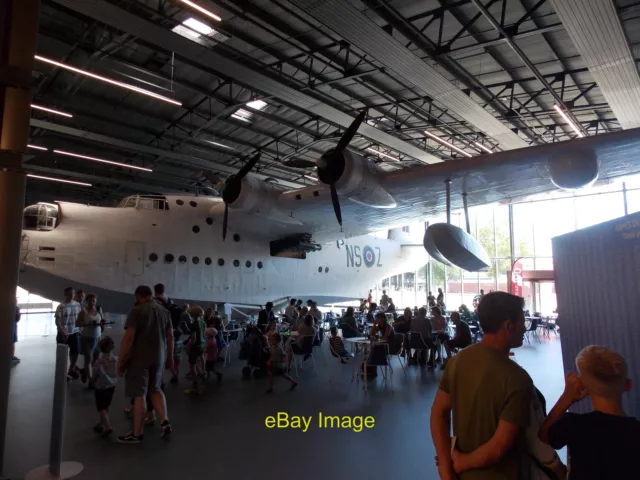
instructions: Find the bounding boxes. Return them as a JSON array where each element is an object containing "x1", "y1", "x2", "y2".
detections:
[{"x1": 511, "y1": 260, "x2": 523, "y2": 297}]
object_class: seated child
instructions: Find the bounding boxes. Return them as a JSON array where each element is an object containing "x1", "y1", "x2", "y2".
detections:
[
  {"x1": 329, "y1": 326, "x2": 352, "y2": 363},
  {"x1": 266, "y1": 333, "x2": 297, "y2": 394},
  {"x1": 205, "y1": 327, "x2": 223, "y2": 382},
  {"x1": 538, "y1": 345, "x2": 640, "y2": 479},
  {"x1": 91, "y1": 336, "x2": 117, "y2": 437}
]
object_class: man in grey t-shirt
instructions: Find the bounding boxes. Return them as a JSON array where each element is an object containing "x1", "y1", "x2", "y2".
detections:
[{"x1": 117, "y1": 285, "x2": 174, "y2": 444}]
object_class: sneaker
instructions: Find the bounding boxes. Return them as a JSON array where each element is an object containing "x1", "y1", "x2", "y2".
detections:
[
  {"x1": 117, "y1": 432, "x2": 143, "y2": 444},
  {"x1": 93, "y1": 423, "x2": 104, "y2": 434},
  {"x1": 11, "y1": 356, "x2": 20, "y2": 364},
  {"x1": 160, "y1": 421, "x2": 172, "y2": 438},
  {"x1": 68, "y1": 369, "x2": 80, "y2": 380},
  {"x1": 184, "y1": 387, "x2": 200, "y2": 395},
  {"x1": 101, "y1": 429, "x2": 113, "y2": 438}
]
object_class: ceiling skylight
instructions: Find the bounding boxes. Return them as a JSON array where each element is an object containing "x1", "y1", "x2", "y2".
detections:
[
  {"x1": 172, "y1": 24, "x2": 202, "y2": 41},
  {"x1": 246, "y1": 99, "x2": 267, "y2": 110},
  {"x1": 231, "y1": 109, "x2": 253, "y2": 123},
  {"x1": 183, "y1": 17, "x2": 214, "y2": 35}
]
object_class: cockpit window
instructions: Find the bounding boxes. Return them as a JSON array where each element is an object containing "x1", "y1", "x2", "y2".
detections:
[
  {"x1": 23, "y1": 204, "x2": 58, "y2": 231},
  {"x1": 117, "y1": 195, "x2": 168, "y2": 210}
]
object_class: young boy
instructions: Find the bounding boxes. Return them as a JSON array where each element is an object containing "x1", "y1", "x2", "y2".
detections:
[
  {"x1": 266, "y1": 333, "x2": 297, "y2": 394},
  {"x1": 205, "y1": 328, "x2": 223, "y2": 383},
  {"x1": 185, "y1": 306, "x2": 206, "y2": 395},
  {"x1": 92, "y1": 336, "x2": 117, "y2": 437},
  {"x1": 539, "y1": 345, "x2": 640, "y2": 479},
  {"x1": 329, "y1": 326, "x2": 351, "y2": 363}
]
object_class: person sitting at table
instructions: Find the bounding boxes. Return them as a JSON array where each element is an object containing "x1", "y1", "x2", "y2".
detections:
[
  {"x1": 442, "y1": 311, "x2": 472, "y2": 368},
  {"x1": 431, "y1": 306, "x2": 449, "y2": 363},
  {"x1": 288, "y1": 315, "x2": 317, "y2": 365},
  {"x1": 266, "y1": 320, "x2": 278, "y2": 342},
  {"x1": 340, "y1": 307, "x2": 358, "y2": 334},
  {"x1": 410, "y1": 307, "x2": 434, "y2": 366},
  {"x1": 366, "y1": 303, "x2": 377, "y2": 324},
  {"x1": 386, "y1": 298, "x2": 397, "y2": 320},
  {"x1": 394, "y1": 307, "x2": 412, "y2": 334},
  {"x1": 328, "y1": 326, "x2": 351, "y2": 363},
  {"x1": 370, "y1": 312, "x2": 396, "y2": 344}
]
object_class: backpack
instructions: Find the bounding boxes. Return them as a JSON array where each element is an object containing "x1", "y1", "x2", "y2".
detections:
[{"x1": 157, "y1": 297, "x2": 183, "y2": 329}]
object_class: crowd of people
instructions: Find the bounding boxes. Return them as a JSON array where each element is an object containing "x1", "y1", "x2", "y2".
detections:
[{"x1": 22, "y1": 283, "x2": 639, "y2": 472}]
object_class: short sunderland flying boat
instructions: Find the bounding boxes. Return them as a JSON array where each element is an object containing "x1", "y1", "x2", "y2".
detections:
[{"x1": 18, "y1": 111, "x2": 640, "y2": 313}]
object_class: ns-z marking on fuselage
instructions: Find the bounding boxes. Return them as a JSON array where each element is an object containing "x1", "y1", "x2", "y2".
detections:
[{"x1": 346, "y1": 245, "x2": 382, "y2": 268}]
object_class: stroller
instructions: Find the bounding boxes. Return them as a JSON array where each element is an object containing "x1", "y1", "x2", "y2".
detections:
[{"x1": 240, "y1": 325, "x2": 270, "y2": 379}]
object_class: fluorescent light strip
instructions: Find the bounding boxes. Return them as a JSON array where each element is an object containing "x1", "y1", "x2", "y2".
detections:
[
  {"x1": 303, "y1": 175, "x2": 318, "y2": 182},
  {"x1": 27, "y1": 144, "x2": 48, "y2": 151},
  {"x1": 553, "y1": 105, "x2": 584, "y2": 138},
  {"x1": 246, "y1": 99, "x2": 267, "y2": 110},
  {"x1": 31, "y1": 104, "x2": 73, "y2": 118},
  {"x1": 179, "y1": 0, "x2": 222, "y2": 22},
  {"x1": 366, "y1": 147, "x2": 400, "y2": 162},
  {"x1": 204, "y1": 140, "x2": 234, "y2": 149},
  {"x1": 27, "y1": 174, "x2": 92, "y2": 187},
  {"x1": 54, "y1": 150, "x2": 153, "y2": 172},
  {"x1": 424, "y1": 130, "x2": 472, "y2": 157},
  {"x1": 34, "y1": 56, "x2": 182, "y2": 107},
  {"x1": 474, "y1": 141, "x2": 493, "y2": 154}
]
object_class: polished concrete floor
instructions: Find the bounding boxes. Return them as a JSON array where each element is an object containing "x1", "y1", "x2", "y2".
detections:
[{"x1": 5, "y1": 315, "x2": 564, "y2": 480}]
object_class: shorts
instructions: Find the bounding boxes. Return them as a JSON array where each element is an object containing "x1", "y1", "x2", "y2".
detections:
[
  {"x1": 173, "y1": 341, "x2": 185, "y2": 359},
  {"x1": 81, "y1": 336, "x2": 100, "y2": 358},
  {"x1": 447, "y1": 339, "x2": 471, "y2": 350},
  {"x1": 95, "y1": 387, "x2": 115, "y2": 411},
  {"x1": 188, "y1": 346, "x2": 204, "y2": 365},
  {"x1": 205, "y1": 360, "x2": 216, "y2": 372},
  {"x1": 56, "y1": 332, "x2": 80, "y2": 356},
  {"x1": 125, "y1": 363, "x2": 164, "y2": 398}
]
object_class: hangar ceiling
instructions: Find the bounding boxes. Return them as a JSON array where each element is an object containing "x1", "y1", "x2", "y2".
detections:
[{"x1": 23, "y1": 0, "x2": 640, "y2": 205}]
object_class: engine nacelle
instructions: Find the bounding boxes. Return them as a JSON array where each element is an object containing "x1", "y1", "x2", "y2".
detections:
[{"x1": 325, "y1": 150, "x2": 396, "y2": 208}]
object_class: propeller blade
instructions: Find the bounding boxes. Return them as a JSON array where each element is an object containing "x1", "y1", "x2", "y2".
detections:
[
  {"x1": 335, "y1": 110, "x2": 367, "y2": 153},
  {"x1": 235, "y1": 153, "x2": 261, "y2": 181},
  {"x1": 330, "y1": 183, "x2": 342, "y2": 227},
  {"x1": 222, "y1": 202, "x2": 229, "y2": 241}
]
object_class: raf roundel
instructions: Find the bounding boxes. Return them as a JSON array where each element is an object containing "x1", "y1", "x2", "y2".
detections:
[{"x1": 363, "y1": 246, "x2": 375, "y2": 268}]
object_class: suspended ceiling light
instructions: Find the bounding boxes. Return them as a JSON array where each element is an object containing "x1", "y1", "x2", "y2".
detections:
[
  {"x1": 204, "y1": 140, "x2": 234, "y2": 149},
  {"x1": 27, "y1": 174, "x2": 92, "y2": 187},
  {"x1": 365, "y1": 147, "x2": 400, "y2": 162},
  {"x1": 424, "y1": 130, "x2": 472, "y2": 158},
  {"x1": 34, "y1": 55, "x2": 182, "y2": 107},
  {"x1": 553, "y1": 104, "x2": 585, "y2": 138},
  {"x1": 246, "y1": 99, "x2": 267, "y2": 110},
  {"x1": 172, "y1": 24, "x2": 201, "y2": 41},
  {"x1": 54, "y1": 150, "x2": 153, "y2": 172},
  {"x1": 474, "y1": 141, "x2": 493, "y2": 154},
  {"x1": 179, "y1": 0, "x2": 222, "y2": 22},
  {"x1": 31, "y1": 104, "x2": 73, "y2": 118},
  {"x1": 27, "y1": 144, "x2": 48, "y2": 151},
  {"x1": 303, "y1": 175, "x2": 319, "y2": 182}
]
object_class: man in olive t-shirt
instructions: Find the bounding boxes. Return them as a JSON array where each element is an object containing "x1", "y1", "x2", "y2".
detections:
[{"x1": 431, "y1": 292, "x2": 532, "y2": 480}]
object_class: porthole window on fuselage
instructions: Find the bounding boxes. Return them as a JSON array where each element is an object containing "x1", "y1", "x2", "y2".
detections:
[
  {"x1": 179, "y1": 255, "x2": 187, "y2": 264},
  {"x1": 218, "y1": 258, "x2": 225, "y2": 266},
  {"x1": 190, "y1": 201, "x2": 197, "y2": 207},
  {"x1": 192, "y1": 256, "x2": 200, "y2": 265},
  {"x1": 149, "y1": 253, "x2": 158, "y2": 262},
  {"x1": 192, "y1": 225, "x2": 200, "y2": 233},
  {"x1": 205, "y1": 257, "x2": 212, "y2": 265},
  {"x1": 257, "y1": 261, "x2": 263, "y2": 269},
  {"x1": 206, "y1": 217, "x2": 213, "y2": 225},
  {"x1": 164, "y1": 254, "x2": 174, "y2": 263},
  {"x1": 176, "y1": 199, "x2": 184, "y2": 206},
  {"x1": 233, "y1": 259, "x2": 240, "y2": 267},
  {"x1": 318, "y1": 267, "x2": 322, "y2": 273},
  {"x1": 245, "y1": 261, "x2": 252, "y2": 268}
]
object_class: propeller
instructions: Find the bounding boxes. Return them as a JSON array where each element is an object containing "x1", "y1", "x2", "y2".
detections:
[
  {"x1": 316, "y1": 110, "x2": 367, "y2": 228},
  {"x1": 220, "y1": 153, "x2": 261, "y2": 241}
]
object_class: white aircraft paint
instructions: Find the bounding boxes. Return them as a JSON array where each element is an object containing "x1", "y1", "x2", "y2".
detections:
[{"x1": 18, "y1": 196, "x2": 427, "y2": 313}]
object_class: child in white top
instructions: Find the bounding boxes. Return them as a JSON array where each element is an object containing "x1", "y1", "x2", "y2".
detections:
[{"x1": 91, "y1": 336, "x2": 117, "y2": 437}]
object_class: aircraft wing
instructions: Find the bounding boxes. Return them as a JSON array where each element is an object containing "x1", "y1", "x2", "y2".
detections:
[{"x1": 216, "y1": 127, "x2": 640, "y2": 244}]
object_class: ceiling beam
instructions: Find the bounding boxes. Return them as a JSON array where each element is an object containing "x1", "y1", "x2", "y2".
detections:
[{"x1": 49, "y1": 0, "x2": 439, "y2": 164}]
